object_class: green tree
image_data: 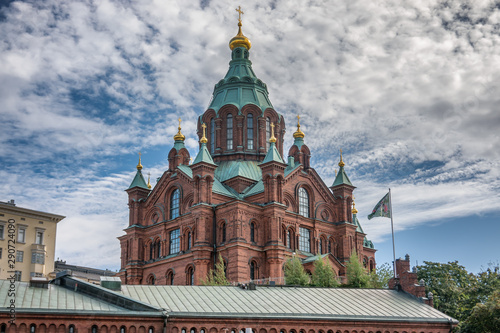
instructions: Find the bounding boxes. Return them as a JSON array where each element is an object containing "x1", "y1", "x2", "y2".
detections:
[
  {"x1": 369, "y1": 262, "x2": 393, "y2": 289},
  {"x1": 284, "y1": 255, "x2": 309, "y2": 286},
  {"x1": 417, "y1": 261, "x2": 477, "y2": 322},
  {"x1": 311, "y1": 255, "x2": 338, "y2": 288},
  {"x1": 201, "y1": 253, "x2": 229, "y2": 286},
  {"x1": 459, "y1": 290, "x2": 500, "y2": 333},
  {"x1": 345, "y1": 251, "x2": 371, "y2": 288}
]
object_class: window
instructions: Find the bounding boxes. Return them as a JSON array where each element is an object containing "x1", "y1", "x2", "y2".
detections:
[
  {"x1": 91, "y1": 326, "x2": 98, "y2": 333},
  {"x1": 148, "y1": 328, "x2": 154, "y2": 333},
  {"x1": 35, "y1": 230, "x2": 44, "y2": 245},
  {"x1": 170, "y1": 189, "x2": 180, "y2": 219},
  {"x1": 319, "y1": 238, "x2": 323, "y2": 254},
  {"x1": 169, "y1": 229, "x2": 180, "y2": 254},
  {"x1": 286, "y1": 230, "x2": 291, "y2": 249},
  {"x1": 17, "y1": 227, "x2": 26, "y2": 243},
  {"x1": 16, "y1": 250, "x2": 24, "y2": 263},
  {"x1": 210, "y1": 118, "x2": 215, "y2": 153},
  {"x1": 247, "y1": 113, "x2": 254, "y2": 149},
  {"x1": 166, "y1": 271, "x2": 174, "y2": 285},
  {"x1": 250, "y1": 222, "x2": 255, "y2": 243},
  {"x1": 187, "y1": 232, "x2": 192, "y2": 250},
  {"x1": 156, "y1": 240, "x2": 161, "y2": 258},
  {"x1": 187, "y1": 267, "x2": 194, "y2": 285},
  {"x1": 250, "y1": 261, "x2": 256, "y2": 280},
  {"x1": 227, "y1": 114, "x2": 233, "y2": 150},
  {"x1": 221, "y1": 222, "x2": 226, "y2": 243},
  {"x1": 149, "y1": 242, "x2": 154, "y2": 260},
  {"x1": 68, "y1": 325, "x2": 75, "y2": 333},
  {"x1": 0, "y1": 248, "x2": 2, "y2": 259},
  {"x1": 328, "y1": 239, "x2": 332, "y2": 254},
  {"x1": 298, "y1": 187, "x2": 310, "y2": 218},
  {"x1": 30, "y1": 272, "x2": 43, "y2": 278},
  {"x1": 14, "y1": 271, "x2": 21, "y2": 281},
  {"x1": 299, "y1": 227, "x2": 311, "y2": 253},
  {"x1": 30, "y1": 324, "x2": 36, "y2": 333},
  {"x1": 31, "y1": 252, "x2": 45, "y2": 264},
  {"x1": 120, "y1": 327, "x2": 126, "y2": 333},
  {"x1": 266, "y1": 117, "x2": 271, "y2": 151},
  {"x1": 0, "y1": 224, "x2": 4, "y2": 239}
]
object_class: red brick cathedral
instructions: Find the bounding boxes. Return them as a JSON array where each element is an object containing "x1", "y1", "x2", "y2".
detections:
[{"x1": 117, "y1": 17, "x2": 375, "y2": 286}]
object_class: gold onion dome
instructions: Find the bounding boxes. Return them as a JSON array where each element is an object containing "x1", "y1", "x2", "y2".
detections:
[
  {"x1": 173, "y1": 118, "x2": 185, "y2": 141},
  {"x1": 229, "y1": 6, "x2": 251, "y2": 50},
  {"x1": 293, "y1": 115, "x2": 305, "y2": 139},
  {"x1": 338, "y1": 149, "x2": 345, "y2": 167},
  {"x1": 136, "y1": 152, "x2": 143, "y2": 171},
  {"x1": 352, "y1": 198, "x2": 358, "y2": 214}
]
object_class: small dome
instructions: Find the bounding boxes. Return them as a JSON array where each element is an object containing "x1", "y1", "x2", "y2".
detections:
[{"x1": 229, "y1": 22, "x2": 251, "y2": 50}]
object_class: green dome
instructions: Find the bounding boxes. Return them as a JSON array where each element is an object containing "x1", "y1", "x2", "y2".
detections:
[{"x1": 208, "y1": 47, "x2": 273, "y2": 115}]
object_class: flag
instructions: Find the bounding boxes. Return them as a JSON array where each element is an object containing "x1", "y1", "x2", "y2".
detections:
[{"x1": 368, "y1": 192, "x2": 391, "y2": 220}]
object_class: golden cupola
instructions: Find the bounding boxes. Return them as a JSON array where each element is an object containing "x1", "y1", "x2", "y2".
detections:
[{"x1": 229, "y1": 6, "x2": 251, "y2": 50}]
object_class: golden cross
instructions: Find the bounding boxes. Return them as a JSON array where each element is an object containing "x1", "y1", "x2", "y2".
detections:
[
  {"x1": 236, "y1": 6, "x2": 244, "y2": 22},
  {"x1": 201, "y1": 122, "x2": 207, "y2": 138},
  {"x1": 297, "y1": 115, "x2": 301, "y2": 127},
  {"x1": 270, "y1": 121, "x2": 275, "y2": 136},
  {"x1": 138, "y1": 151, "x2": 142, "y2": 158},
  {"x1": 178, "y1": 118, "x2": 182, "y2": 130},
  {"x1": 340, "y1": 148, "x2": 343, "y2": 158}
]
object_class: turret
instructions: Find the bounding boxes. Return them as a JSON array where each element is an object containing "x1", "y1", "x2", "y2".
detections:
[
  {"x1": 168, "y1": 118, "x2": 190, "y2": 170},
  {"x1": 330, "y1": 149, "x2": 356, "y2": 222},
  {"x1": 259, "y1": 122, "x2": 286, "y2": 203},
  {"x1": 126, "y1": 153, "x2": 151, "y2": 226},
  {"x1": 191, "y1": 123, "x2": 217, "y2": 204},
  {"x1": 288, "y1": 115, "x2": 311, "y2": 169}
]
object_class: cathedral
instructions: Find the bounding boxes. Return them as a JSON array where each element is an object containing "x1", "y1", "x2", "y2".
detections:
[{"x1": 117, "y1": 13, "x2": 375, "y2": 286}]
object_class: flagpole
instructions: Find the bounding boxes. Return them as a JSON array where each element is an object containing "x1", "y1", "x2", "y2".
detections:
[{"x1": 389, "y1": 188, "x2": 397, "y2": 279}]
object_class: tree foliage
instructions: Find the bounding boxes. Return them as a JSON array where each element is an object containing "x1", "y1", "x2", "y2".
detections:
[
  {"x1": 369, "y1": 262, "x2": 393, "y2": 289},
  {"x1": 284, "y1": 255, "x2": 310, "y2": 286},
  {"x1": 311, "y1": 255, "x2": 338, "y2": 288},
  {"x1": 459, "y1": 290, "x2": 500, "y2": 333},
  {"x1": 201, "y1": 253, "x2": 229, "y2": 286},
  {"x1": 345, "y1": 251, "x2": 371, "y2": 288}
]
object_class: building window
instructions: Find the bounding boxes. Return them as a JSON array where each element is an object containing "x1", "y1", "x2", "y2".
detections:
[
  {"x1": 187, "y1": 267, "x2": 194, "y2": 285},
  {"x1": 91, "y1": 326, "x2": 98, "y2": 333},
  {"x1": 187, "y1": 232, "x2": 192, "y2": 250},
  {"x1": 120, "y1": 327, "x2": 126, "y2": 333},
  {"x1": 299, "y1": 227, "x2": 311, "y2": 253},
  {"x1": 35, "y1": 230, "x2": 44, "y2": 245},
  {"x1": 14, "y1": 271, "x2": 21, "y2": 281},
  {"x1": 0, "y1": 248, "x2": 2, "y2": 259},
  {"x1": 266, "y1": 117, "x2": 271, "y2": 151},
  {"x1": 68, "y1": 325, "x2": 75, "y2": 333},
  {"x1": 250, "y1": 222, "x2": 255, "y2": 243},
  {"x1": 247, "y1": 113, "x2": 254, "y2": 150},
  {"x1": 287, "y1": 230, "x2": 291, "y2": 249},
  {"x1": 166, "y1": 271, "x2": 174, "y2": 285},
  {"x1": 298, "y1": 187, "x2": 310, "y2": 218},
  {"x1": 0, "y1": 224, "x2": 4, "y2": 239},
  {"x1": 149, "y1": 242, "x2": 154, "y2": 260},
  {"x1": 149, "y1": 328, "x2": 154, "y2": 333},
  {"x1": 156, "y1": 240, "x2": 161, "y2": 258},
  {"x1": 250, "y1": 261, "x2": 256, "y2": 280},
  {"x1": 210, "y1": 118, "x2": 215, "y2": 153},
  {"x1": 328, "y1": 239, "x2": 332, "y2": 254},
  {"x1": 17, "y1": 227, "x2": 26, "y2": 243},
  {"x1": 227, "y1": 114, "x2": 233, "y2": 150},
  {"x1": 170, "y1": 189, "x2": 180, "y2": 219},
  {"x1": 31, "y1": 252, "x2": 45, "y2": 264},
  {"x1": 16, "y1": 250, "x2": 24, "y2": 263},
  {"x1": 30, "y1": 324, "x2": 36, "y2": 333},
  {"x1": 319, "y1": 238, "x2": 323, "y2": 254},
  {"x1": 170, "y1": 229, "x2": 180, "y2": 254}
]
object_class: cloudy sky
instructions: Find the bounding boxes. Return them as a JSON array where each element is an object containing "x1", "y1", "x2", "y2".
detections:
[{"x1": 1, "y1": 0, "x2": 499, "y2": 274}]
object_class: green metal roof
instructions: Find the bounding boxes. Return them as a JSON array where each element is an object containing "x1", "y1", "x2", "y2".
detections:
[
  {"x1": 128, "y1": 170, "x2": 149, "y2": 190},
  {"x1": 242, "y1": 179, "x2": 264, "y2": 198},
  {"x1": 208, "y1": 47, "x2": 273, "y2": 114},
  {"x1": 119, "y1": 285, "x2": 457, "y2": 323},
  {"x1": 332, "y1": 166, "x2": 353, "y2": 187},
  {"x1": 260, "y1": 142, "x2": 285, "y2": 164},
  {"x1": 173, "y1": 139, "x2": 187, "y2": 151},
  {"x1": 213, "y1": 178, "x2": 239, "y2": 198},
  {"x1": 214, "y1": 160, "x2": 262, "y2": 183},
  {"x1": 193, "y1": 142, "x2": 216, "y2": 165},
  {"x1": 301, "y1": 253, "x2": 329, "y2": 264},
  {"x1": 177, "y1": 164, "x2": 193, "y2": 178}
]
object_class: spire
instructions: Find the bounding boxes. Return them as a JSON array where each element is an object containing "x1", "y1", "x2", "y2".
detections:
[
  {"x1": 229, "y1": 6, "x2": 251, "y2": 50},
  {"x1": 332, "y1": 148, "x2": 353, "y2": 187},
  {"x1": 193, "y1": 123, "x2": 216, "y2": 165},
  {"x1": 147, "y1": 172, "x2": 152, "y2": 189},
  {"x1": 173, "y1": 118, "x2": 185, "y2": 142},
  {"x1": 261, "y1": 123, "x2": 284, "y2": 164},
  {"x1": 129, "y1": 153, "x2": 150, "y2": 190},
  {"x1": 352, "y1": 196, "x2": 358, "y2": 214}
]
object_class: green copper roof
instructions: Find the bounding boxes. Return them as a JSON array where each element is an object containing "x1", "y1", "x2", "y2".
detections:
[
  {"x1": 215, "y1": 160, "x2": 262, "y2": 183},
  {"x1": 173, "y1": 139, "x2": 187, "y2": 151},
  {"x1": 242, "y1": 179, "x2": 264, "y2": 198},
  {"x1": 193, "y1": 143, "x2": 216, "y2": 165},
  {"x1": 177, "y1": 164, "x2": 193, "y2": 178},
  {"x1": 292, "y1": 137, "x2": 305, "y2": 150},
  {"x1": 208, "y1": 47, "x2": 273, "y2": 114},
  {"x1": 260, "y1": 142, "x2": 285, "y2": 164},
  {"x1": 332, "y1": 166, "x2": 353, "y2": 187},
  {"x1": 353, "y1": 213, "x2": 364, "y2": 233},
  {"x1": 128, "y1": 170, "x2": 149, "y2": 190}
]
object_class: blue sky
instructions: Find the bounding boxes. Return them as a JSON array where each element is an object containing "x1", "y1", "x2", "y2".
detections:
[{"x1": 1, "y1": 0, "x2": 499, "y2": 274}]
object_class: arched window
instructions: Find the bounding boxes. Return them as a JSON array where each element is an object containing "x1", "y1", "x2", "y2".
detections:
[
  {"x1": 210, "y1": 118, "x2": 215, "y2": 153},
  {"x1": 92, "y1": 326, "x2": 98, "y2": 333},
  {"x1": 169, "y1": 228, "x2": 180, "y2": 254},
  {"x1": 250, "y1": 261, "x2": 256, "y2": 280},
  {"x1": 227, "y1": 114, "x2": 233, "y2": 150},
  {"x1": 187, "y1": 267, "x2": 194, "y2": 285},
  {"x1": 286, "y1": 230, "x2": 291, "y2": 249},
  {"x1": 30, "y1": 324, "x2": 36, "y2": 333},
  {"x1": 148, "y1": 275, "x2": 155, "y2": 285},
  {"x1": 120, "y1": 327, "x2": 126, "y2": 333},
  {"x1": 298, "y1": 187, "x2": 310, "y2": 218},
  {"x1": 266, "y1": 117, "x2": 271, "y2": 151},
  {"x1": 328, "y1": 239, "x2": 332, "y2": 254},
  {"x1": 221, "y1": 222, "x2": 226, "y2": 243},
  {"x1": 149, "y1": 242, "x2": 154, "y2": 260},
  {"x1": 247, "y1": 113, "x2": 254, "y2": 150},
  {"x1": 148, "y1": 328, "x2": 154, "y2": 333},
  {"x1": 68, "y1": 325, "x2": 75, "y2": 333},
  {"x1": 166, "y1": 271, "x2": 174, "y2": 285},
  {"x1": 319, "y1": 238, "x2": 323, "y2": 254},
  {"x1": 250, "y1": 222, "x2": 255, "y2": 242},
  {"x1": 170, "y1": 189, "x2": 180, "y2": 219},
  {"x1": 1, "y1": 324, "x2": 7, "y2": 333},
  {"x1": 156, "y1": 240, "x2": 161, "y2": 258},
  {"x1": 187, "y1": 231, "x2": 192, "y2": 250}
]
